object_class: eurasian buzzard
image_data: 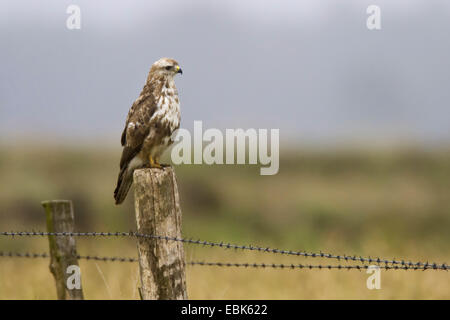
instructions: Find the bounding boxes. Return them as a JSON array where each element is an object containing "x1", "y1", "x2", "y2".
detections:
[{"x1": 114, "y1": 57, "x2": 182, "y2": 204}]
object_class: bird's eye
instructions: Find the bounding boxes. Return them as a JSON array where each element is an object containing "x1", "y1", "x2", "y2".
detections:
[{"x1": 165, "y1": 66, "x2": 172, "y2": 70}]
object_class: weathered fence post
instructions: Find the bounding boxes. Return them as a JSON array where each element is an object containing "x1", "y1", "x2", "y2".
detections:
[
  {"x1": 133, "y1": 167, "x2": 187, "y2": 300},
  {"x1": 42, "y1": 200, "x2": 84, "y2": 300}
]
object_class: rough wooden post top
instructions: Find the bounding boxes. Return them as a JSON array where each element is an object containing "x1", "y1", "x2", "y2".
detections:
[
  {"x1": 41, "y1": 200, "x2": 73, "y2": 206},
  {"x1": 42, "y1": 200, "x2": 75, "y2": 223},
  {"x1": 133, "y1": 166, "x2": 175, "y2": 179}
]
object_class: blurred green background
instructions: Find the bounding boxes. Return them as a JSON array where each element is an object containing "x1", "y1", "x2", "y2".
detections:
[{"x1": 1, "y1": 146, "x2": 449, "y2": 258}]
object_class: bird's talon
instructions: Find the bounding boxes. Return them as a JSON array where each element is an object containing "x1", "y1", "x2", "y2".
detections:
[{"x1": 149, "y1": 157, "x2": 163, "y2": 169}]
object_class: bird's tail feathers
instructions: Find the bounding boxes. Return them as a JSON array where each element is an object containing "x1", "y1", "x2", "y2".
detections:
[
  {"x1": 114, "y1": 167, "x2": 133, "y2": 205},
  {"x1": 114, "y1": 156, "x2": 144, "y2": 205}
]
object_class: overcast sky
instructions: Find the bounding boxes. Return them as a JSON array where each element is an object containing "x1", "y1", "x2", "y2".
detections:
[{"x1": 1, "y1": 0, "x2": 449, "y2": 147}]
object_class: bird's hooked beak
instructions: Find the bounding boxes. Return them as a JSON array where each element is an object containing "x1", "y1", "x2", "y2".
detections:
[{"x1": 175, "y1": 65, "x2": 183, "y2": 75}]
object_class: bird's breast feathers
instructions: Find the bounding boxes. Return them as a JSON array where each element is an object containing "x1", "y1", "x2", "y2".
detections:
[{"x1": 151, "y1": 85, "x2": 180, "y2": 134}]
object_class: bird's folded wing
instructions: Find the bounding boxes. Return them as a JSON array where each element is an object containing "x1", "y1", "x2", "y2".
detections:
[{"x1": 119, "y1": 93, "x2": 157, "y2": 169}]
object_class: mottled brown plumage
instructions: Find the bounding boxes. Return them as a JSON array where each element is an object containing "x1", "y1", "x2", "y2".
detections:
[{"x1": 114, "y1": 58, "x2": 182, "y2": 205}]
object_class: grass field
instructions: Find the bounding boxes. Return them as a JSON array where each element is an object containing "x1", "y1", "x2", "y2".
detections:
[{"x1": 0, "y1": 146, "x2": 449, "y2": 299}]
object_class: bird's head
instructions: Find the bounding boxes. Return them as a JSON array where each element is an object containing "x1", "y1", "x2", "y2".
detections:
[{"x1": 150, "y1": 58, "x2": 183, "y2": 79}]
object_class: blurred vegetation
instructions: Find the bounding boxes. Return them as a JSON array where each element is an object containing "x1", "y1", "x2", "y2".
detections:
[{"x1": 0, "y1": 146, "x2": 449, "y2": 299}]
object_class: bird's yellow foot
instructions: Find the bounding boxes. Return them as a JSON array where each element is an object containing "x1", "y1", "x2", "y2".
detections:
[{"x1": 149, "y1": 156, "x2": 163, "y2": 169}]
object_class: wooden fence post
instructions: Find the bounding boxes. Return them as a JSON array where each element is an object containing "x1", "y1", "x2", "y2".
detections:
[
  {"x1": 133, "y1": 167, "x2": 187, "y2": 300},
  {"x1": 42, "y1": 200, "x2": 84, "y2": 300}
]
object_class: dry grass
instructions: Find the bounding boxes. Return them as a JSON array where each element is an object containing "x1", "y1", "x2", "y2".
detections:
[{"x1": 1, "y1": 249, "x2": 449, "y2": 299}]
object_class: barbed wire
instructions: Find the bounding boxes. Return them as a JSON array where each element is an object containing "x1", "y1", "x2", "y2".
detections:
[
  {"x1": 0, "y1": 231, "x2": 448, "y2": 270},
  {"x1": 1, "y1": 250, "x2": 448, "y2": 271},
  {"x1": 0, "y1": 250, "x2": 138, "y2": 263},
  {"x1": 186, "y1": 261, "x2": 449, "y2": 271}
]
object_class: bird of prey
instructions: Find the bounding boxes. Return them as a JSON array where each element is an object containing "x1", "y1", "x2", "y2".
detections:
[{"x1": 114, "y1": 57, "x2": 183, "y2": 205}]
